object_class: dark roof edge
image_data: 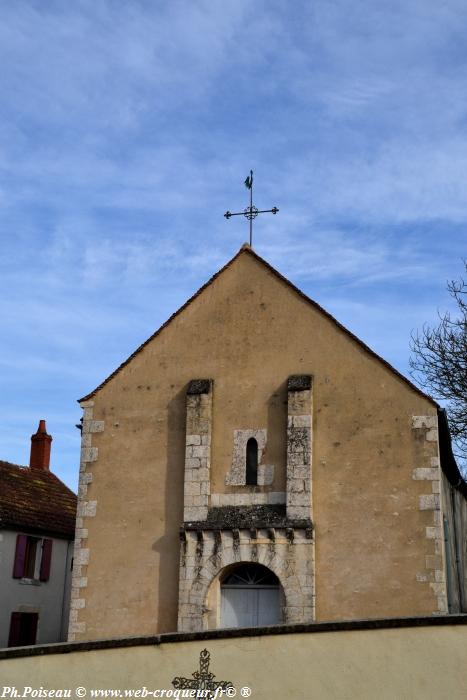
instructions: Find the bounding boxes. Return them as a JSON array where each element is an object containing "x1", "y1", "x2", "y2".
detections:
[
  {"x1": 1, "y1": 614, "x2": 466, "y2": 660},
  {"x1": 78, "y1": 245, "x2": 437, "y2": 406},
  {"x1": 438, "y1": 408, "x2": 467, "y2": 499},
  {"x1": 0, "y1": 522, "x2": 75, "y2": 540}
]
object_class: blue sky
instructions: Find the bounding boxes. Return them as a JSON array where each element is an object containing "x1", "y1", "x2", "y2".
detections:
[{"x1": 1, "y1": 1, "x2": 466, "y2": 490}]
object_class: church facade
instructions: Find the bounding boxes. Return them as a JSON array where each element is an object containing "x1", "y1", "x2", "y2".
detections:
[{"x1": 68, "y1": 246, "x2": 466, "y2": 641}]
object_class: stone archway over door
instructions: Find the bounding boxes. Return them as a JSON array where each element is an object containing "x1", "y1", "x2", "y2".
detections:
[{"x1": 220, "y1": 563, "x2": 282, "y2": 628}]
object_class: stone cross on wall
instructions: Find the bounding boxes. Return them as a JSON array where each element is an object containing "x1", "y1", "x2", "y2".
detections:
[{"x1": 172, "y1": 649, "x2": 233, "y2": 699}]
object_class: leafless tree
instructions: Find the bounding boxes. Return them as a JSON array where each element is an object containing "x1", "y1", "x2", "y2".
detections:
[{"x1": 410, "y1": 262, "x2": 467, "y2": 475}]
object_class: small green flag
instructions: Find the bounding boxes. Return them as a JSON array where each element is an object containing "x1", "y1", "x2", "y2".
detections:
[{"x1": 244, "y1": 173, "x2": 253, "y2": 190}]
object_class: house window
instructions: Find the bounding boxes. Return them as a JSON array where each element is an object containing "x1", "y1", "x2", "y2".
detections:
[
  {"x1": 246, "y1": 438, "x2": 258, "y2": 485},
  {"x1": 220, "y1": 563, "x2": 282, "y2": 628},
  {"x1": 23, "y1": 537, "x2": 38, "y2": 578},
  {"x1": 8, "y1": 612, "x2": 38, "y2": 647},
  {"x1": 13, "y1": 535, "x2": 53, "y2": 582}
]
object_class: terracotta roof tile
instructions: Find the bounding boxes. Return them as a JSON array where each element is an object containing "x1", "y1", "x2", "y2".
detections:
[{"x1": 0, "y1": 461, "x2": 77, "y2": 539}]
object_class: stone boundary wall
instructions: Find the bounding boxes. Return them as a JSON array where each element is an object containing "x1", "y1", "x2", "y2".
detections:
[{"x1": 1, "y1": 617, "x2": 466, "y2": 700}]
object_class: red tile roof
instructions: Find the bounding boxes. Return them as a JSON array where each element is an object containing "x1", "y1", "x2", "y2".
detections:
[{"x1": 0, "y1": 461, "x2": 77, "y2": 539}]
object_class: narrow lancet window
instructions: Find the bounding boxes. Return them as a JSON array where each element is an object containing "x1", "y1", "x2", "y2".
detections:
[{"x1": 246, "y1": 438, "x2": 258, "y2": 485}]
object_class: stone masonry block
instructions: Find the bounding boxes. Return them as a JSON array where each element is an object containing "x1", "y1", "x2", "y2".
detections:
[
  {"x1": 412, "y1": 415, "x2": 438, "y2": 430},
  {"x1": 288, "y1": 391, "x2": 312, "y2": 417},
  {"x1": 185, "y1": 482, "x2": 201, "y2": 496},
  {"x1": 185, "y1": 458, "x2": 201, "y2": 469},
  {"x1": 437, "y1": 598, "x2": 448, "y2": 613},
  {"x1": 191, "y1": 445, "x2": 208, "y2": 458},
  {"x1": 419, "y1": 494, "x2": 440, "y2": 511},
  {"x1": 68, "y1": 622, "x2": 86, "y2": 634},
  {"x1": 76, "y1": 548, "x2": 90, "y2": 565},
  {"x1": 288, "y1": 415, "x2": 311, "y2": 428},
  {"x1": 288, "y1": 478, "x2": 306, "y2": 493},
  {"x1": 287, "y1": 452, "x2": 308, "y2": 467},
  {"x1": 187, "y1": 379, "x2": 212, "y2": 395},
  {"x1": 77, "y1": 500, "x2": 97, "y2": 518},
  {"x1": 288, "y1": 375, "x2": 312, "y2": 392},
  {"x1": 184, "y1": 506, "x2": 208, "y2": 522},
  {"x1": 186, "y1": 435, "x2": 201, "y2": 446},
  {"x1": 81, "y1": 447, "x2": 98, "y2": 463},
  {"x1": 192, "y1": 495, "x2": 208, "y2": 507},
  {"x1": 429, "y1": 582, "x2": 446, "y2": 596},
  {"x1": 425, "y1": 555, "x2": 443, "y2": 570},
  {"x1": 426, "y1": 526, "x2": 442, "y2": 540},
  {"x1": 412, "y1": 468, "x2": 439, "y2": 480},
  {"x1": 71, "y1": 576, "x2": 88, "y2": 589},
  {"x1": 81, "y1": 434, "x2": 92, "y2": 448},
  {"x1": 82, "y1": 420, "x2": 105, "y2": 434},
  {"x1": 257, "y1": 464, "x2": 274, "y2": 486},
  {"x1": 288, "y1": 505, "x2": 310, "y2": 520}
]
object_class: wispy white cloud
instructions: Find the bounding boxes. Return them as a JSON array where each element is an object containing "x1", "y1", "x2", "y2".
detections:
[{"x1": 1, "y1": 0, "x2": 466, "y2": 488}]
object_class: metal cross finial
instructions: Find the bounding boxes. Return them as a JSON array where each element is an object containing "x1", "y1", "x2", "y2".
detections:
[
  {"x1": 172, "y1": 649, "x2": 233, "y2": 699},
  {"x1": 224, "y1": 170, "x2": 279, "y2": 247}
]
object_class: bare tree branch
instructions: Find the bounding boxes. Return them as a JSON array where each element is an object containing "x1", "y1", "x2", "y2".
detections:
[{"x1": 410, "y1": 261, "x2": 467, "y2": 476}]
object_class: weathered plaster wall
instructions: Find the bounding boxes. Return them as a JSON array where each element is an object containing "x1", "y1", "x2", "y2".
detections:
[
  {"x1": 71, "y1": 251, "x2": 441, "y2": 640},
  {"x1": 3, "y1": 621, "x2": 467, "y2": 700}
]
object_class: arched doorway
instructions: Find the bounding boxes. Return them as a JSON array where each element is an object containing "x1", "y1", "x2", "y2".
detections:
[{"x1": 220, "y1": 563, "x2": 282, "y2": 628}]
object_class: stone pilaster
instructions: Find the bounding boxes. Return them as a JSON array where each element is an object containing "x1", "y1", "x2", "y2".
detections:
[
  {"x1": 286, "y1": 375, "x2": 313, "y2": 521},
  {"x1": 184, "y1": 379, "x2": 213, "y2": 522},
  {"x1": 68, "y1": 399, "x2": 104, "y2": 641},
  {"x1": 412, "y1": 415, "x2": 448, "y2": 614}
]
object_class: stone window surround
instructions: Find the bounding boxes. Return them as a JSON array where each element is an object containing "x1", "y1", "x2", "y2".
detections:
[{"x1": 226, "y1": 429, "x2": 274, "y2": 487}]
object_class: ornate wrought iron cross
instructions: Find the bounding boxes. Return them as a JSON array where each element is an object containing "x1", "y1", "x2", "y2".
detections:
[
  {"x1": 224, "y1": 170, "x2": 279, "y2": 247},
  {"x1": 172, "y1": 649, "x2": 233, "y2": 699}
]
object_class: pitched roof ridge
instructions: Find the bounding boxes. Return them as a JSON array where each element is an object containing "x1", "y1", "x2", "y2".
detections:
[
  {"x1": 79, "y1": 245, "x2": 248, "y2": 402},
  {"x1": 0, "y1": 459, "x2": 77, "y2": 538},
  {"x1": 0, "y1": 460, "x2": 27, "y2": 470},
  {"x1": 78, "y1": 245, "x2": 436, "y2": 406},
  {"x1": 0, "y1": 460, "x2": 76, "y2": 495}
]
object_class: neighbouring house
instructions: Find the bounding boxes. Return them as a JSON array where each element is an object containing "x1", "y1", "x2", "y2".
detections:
[
  {"x1": 69, "y1": 245, "x2": 467, "y2": 642},
  {"x1": 0, "y1": 421, "x2": 77, "y2": 647}
]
